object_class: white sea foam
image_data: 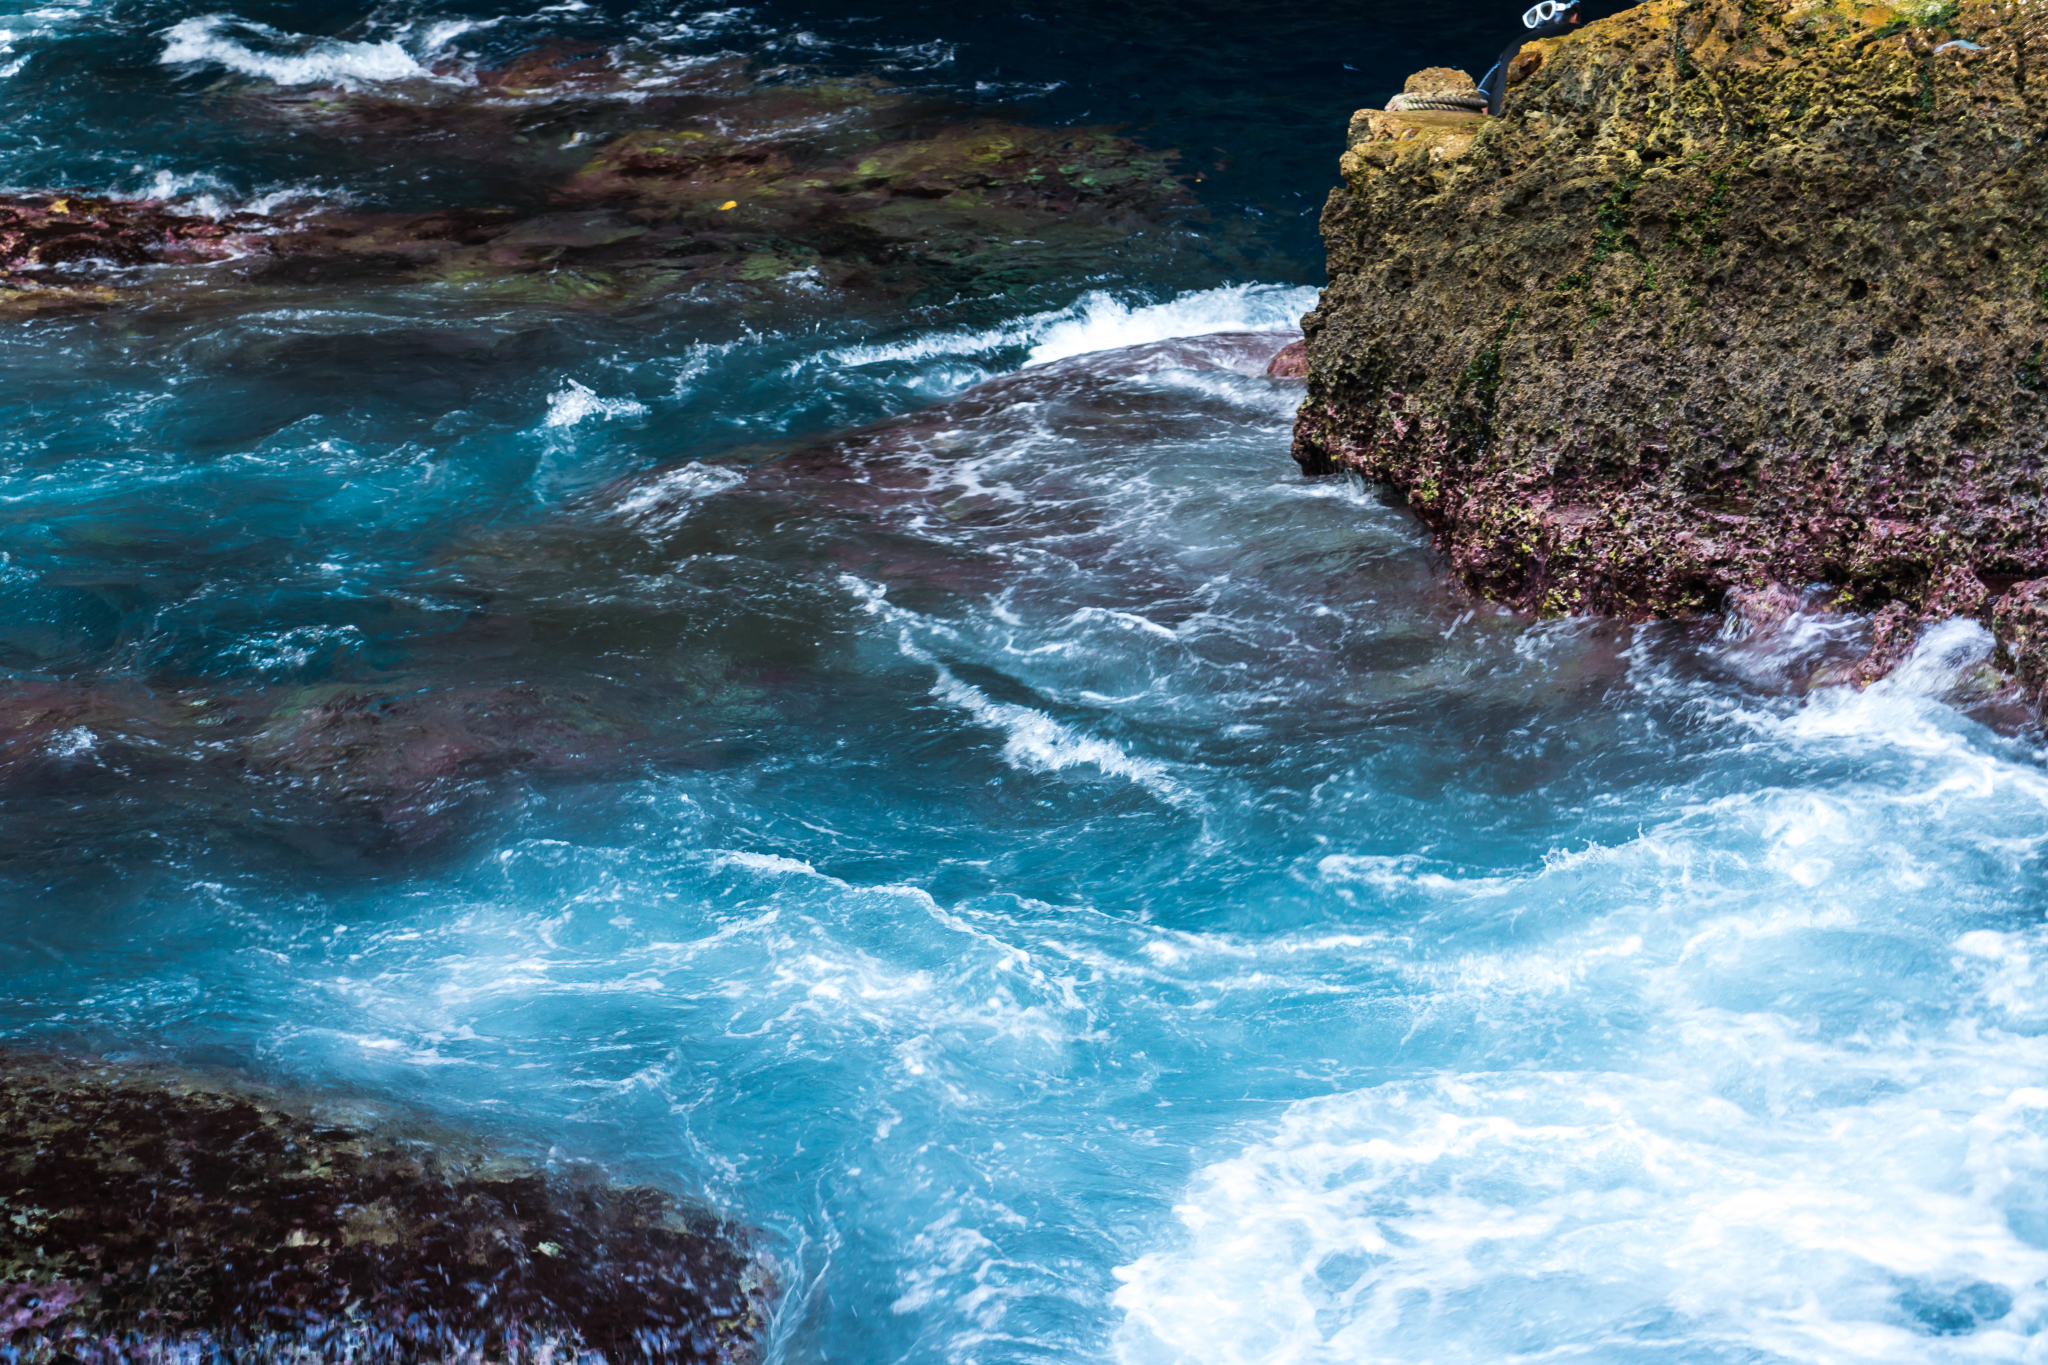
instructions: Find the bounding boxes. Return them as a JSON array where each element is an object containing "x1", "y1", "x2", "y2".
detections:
[
  {"x1": 128, "y1": 169, "x2": 333, "y2": 222},
  {"x1": 1022, "y1": 285, "x2": 1316, "y2": 366},
  {"x1": 1313, "y1": 853, "x2": 1513, "y2": 899},
  {"x1": 44, "y1": 726, "x2": 96, "y2": 759},
  {"x1": 801, "y1": 283, "x2": 1317, "y2": 383},
  {"x1": 158, "y1": 15, "x2": 475, "y2": 88},
  {"x1": 221, "y1": 623, "x2": 364, "y2": 675},
  {"x1": 1113, "y1": 1049, "x2": 2048, "y2": 1365},
  {"x1": 926, "y1": 655, "x2": 1185, "y2": 800},
  {"x1": 0, "y1": 0, "x2": 88, "y2": 80},
  {"x1": 669, "y1": 337, "x2": 757, "y2": 396},
  {"x1": 1114, "y1": 658, "x2": 2048, "y2": 1365},
  {"x1": 1765, "y1": 624, "x2": 2048, "y2": 814},
  {"x1": 0, "y1": 27, "x2": 29, "y2": 81},
  {"x1": 1120, "y1": 364, "x2": 1306, "y2": 419},
  {"x1": 801, "y1": 323, "x2": 1029, "y2": 375},
  {"x1": 1873, "y1": 616, "x2": 1999, "y2": 696},
  {"x1": 545, "y1": 378, "x2": 650, "y2": 428},
  {"x1": 708, "y1": 849, "x2": 823, "y2": 879}
]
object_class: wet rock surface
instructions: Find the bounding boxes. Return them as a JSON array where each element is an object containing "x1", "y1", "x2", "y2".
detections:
[
  {"x1": 1293, "y1": 0, "x2": 2048, "y2": 689},
  {"x1": 0, "y1": 1054, "x2": 768, "y2": 1363},
  {"x1": 0, "y1": 194, "x2": 272, "y2": 315},
  {"x1": 1265, "y1": 339, "x2": 1307, "y2": 378}
]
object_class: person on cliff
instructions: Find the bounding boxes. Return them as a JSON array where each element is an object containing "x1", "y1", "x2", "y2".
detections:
[{"x1": 1478, "y1": 0, "x2": 1580, "y2": 114}]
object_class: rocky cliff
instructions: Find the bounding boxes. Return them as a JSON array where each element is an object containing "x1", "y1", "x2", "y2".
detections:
[{"x1": 1293, "y1": 0, "x2": 2048, "y2": 686}]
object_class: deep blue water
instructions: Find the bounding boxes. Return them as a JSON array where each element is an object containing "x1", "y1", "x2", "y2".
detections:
[{"x1": 5, "y1": 2, "x2": 2048, "y2": 1362}]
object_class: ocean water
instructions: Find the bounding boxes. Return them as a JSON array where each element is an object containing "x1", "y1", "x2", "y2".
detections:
[{"x1": 3, "y1": 2, "x2": 2047, "y2": 1362}]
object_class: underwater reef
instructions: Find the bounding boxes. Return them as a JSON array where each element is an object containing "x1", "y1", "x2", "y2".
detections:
[
  {"x1": 1293, "y1": 0, "x2": 2048, "y2": 687},
  {"x1": 0, "y1": 48, "x2": 1193, "y2": 318},
  {"x1": 0, "y1": 1054, "x2": 767, "y2": 1363}
]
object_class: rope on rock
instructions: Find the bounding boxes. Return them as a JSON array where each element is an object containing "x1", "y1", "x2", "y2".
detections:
[{"x1": 1385, "y1": 92, "x2": 1490, "y2": 113}]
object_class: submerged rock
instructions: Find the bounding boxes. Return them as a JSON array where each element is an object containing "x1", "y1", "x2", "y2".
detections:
[
  {"x1": 556, "y1": 116, "x2": 1187, "y2": 296},
  {"x1": 586, "y1": 329, "x2": 1304, "y2": 528},
  {"x1": 8, "y1": 49, "x2": 1195, "y2": 316},
  {"x1": 1293, "y1": 0, "x2": 2048, "y2": 689},
  {"x1": 450, "y1": 329, "x2": 1305, "y2": 610},
  {"x1": 243, "y1": 682, "x2": 642, "y2": 831},
  {"x1": 0, "y1": 1054, "x2": 768, "y2": 1362},
  {"x1": 0, "y1": 681, "x2": 169, "y2": 769},
  {"x1": 0, "y1": 677, "x2": 658, "y2": 849}
]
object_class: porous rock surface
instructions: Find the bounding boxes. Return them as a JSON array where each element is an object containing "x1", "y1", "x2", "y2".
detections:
[
  {"x1": 0, "y1": 1054, "x2": 767, "y2": 1362},
  {"x1": 1293, "y1": 0, "x2": 2048, "y2": 687}
]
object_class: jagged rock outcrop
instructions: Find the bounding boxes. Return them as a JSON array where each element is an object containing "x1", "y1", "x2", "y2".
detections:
[{"x1": 1292, "y1": 0, "x2": 2048, "y2": 686}]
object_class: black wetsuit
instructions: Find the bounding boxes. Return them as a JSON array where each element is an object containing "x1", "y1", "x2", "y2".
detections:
[{"x1": 1478, "y1": 14, "x2": 1577, "y2": 114}]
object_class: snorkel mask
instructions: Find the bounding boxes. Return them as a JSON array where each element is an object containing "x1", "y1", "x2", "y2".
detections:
[{"x1": 1522, "y1": 0, "x2": 1575, "y2": 27}]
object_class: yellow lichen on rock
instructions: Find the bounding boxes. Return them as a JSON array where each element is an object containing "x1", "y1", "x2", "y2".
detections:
[
  {"x1": 1405, "y1": 66, "x2": 1478, "y2": 93},
  {"x1": 1341, "y1": 110, "x2": 1486, "y2": 179}
]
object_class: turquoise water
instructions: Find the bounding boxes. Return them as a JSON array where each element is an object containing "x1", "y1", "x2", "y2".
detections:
[{"x1": 5, "y1": 3, "x2": 2048, "y2": 1362}]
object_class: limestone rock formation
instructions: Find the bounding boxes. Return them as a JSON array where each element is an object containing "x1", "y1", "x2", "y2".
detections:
[{"x1": 1292, "y1": 0, "x2": 2048, "y2": 687}]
